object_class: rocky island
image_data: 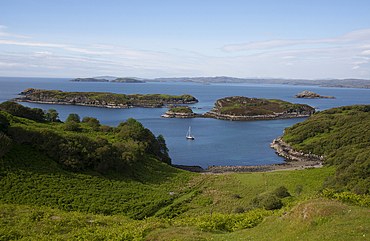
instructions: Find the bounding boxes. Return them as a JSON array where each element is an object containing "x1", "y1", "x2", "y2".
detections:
[
  {"x1": 163, "y1": 96, "x2": 315, "y2": 121},
  {"x1": 69, "y1": 78, "x2": 109, "y2": 82},
  {"x1": 11, "y1": 88, "x2": 198, "y2": 108},
  {"x1": 110, "y1": 78, "x2": 145, "y2": 83},
  {"x1": 161, "y1": 107, "x2": 203, "y2": 118},
  {"x1": 69, "y1": 77, "x2": 145, "y2": 83},
  {"x1": 294, "y1": 91, "x2": 336, "y2": 99}
]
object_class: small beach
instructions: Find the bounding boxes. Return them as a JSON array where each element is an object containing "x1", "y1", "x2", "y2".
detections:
[{"x1": 172, "y1": 159, "x2": 323, "y2": 174}]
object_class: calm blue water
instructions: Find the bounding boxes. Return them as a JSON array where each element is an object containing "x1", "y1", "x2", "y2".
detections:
[{"x1": 1, "y1": 77, "x2": 370, "y2": 168}]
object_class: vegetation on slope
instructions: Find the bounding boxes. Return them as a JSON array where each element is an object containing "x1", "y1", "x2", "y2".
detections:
[
  {"x1": 168, "y1": 106, "x2": 193, "y2": 113},
  {"x1": 210, "y1": 96, "x2": 315, "y2": 116},
  {"x1": 282, "y1": 105, "x2": 370, "y2": 194},
  {"x1": 1, "y1": 102, "x2": 370, "y2": 240},
  {"x1": 11, "y1": 89, "x2": 198, "y2": 107}
]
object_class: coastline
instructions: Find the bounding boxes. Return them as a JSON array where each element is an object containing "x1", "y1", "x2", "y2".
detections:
[
  {"x1": 172, "y1": 160, "x2": 322, "y2": 174},
  {"x1": 172, "y1": 137, "x2": 324, "y2": 174}
]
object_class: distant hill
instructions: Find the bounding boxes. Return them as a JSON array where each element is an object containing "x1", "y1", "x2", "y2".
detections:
[
  {"x1": 148, "y1": 76, "x2": 370, "y2": 89},
  {"x1": 69, "y1": 78, "x2": 109, "y2": 82},
  {"x1": 110, "y1": 78, "x2": 145, "y2": 83},
  {"x1": 93, "y1": 75, "x2": 117, "y2": 80}
]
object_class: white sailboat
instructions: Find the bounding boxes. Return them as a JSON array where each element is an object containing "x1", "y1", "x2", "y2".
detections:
[{"x1": 186, "y1": 126, "x2": 195, "y2": 140}]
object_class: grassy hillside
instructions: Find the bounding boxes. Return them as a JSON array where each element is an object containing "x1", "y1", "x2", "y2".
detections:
[
  {"x1": 282, "y1": 105, "x2": 370, "y2": 194},
  {"x1": 1, "y1": 102, "x2": 370, "y2": 240}
]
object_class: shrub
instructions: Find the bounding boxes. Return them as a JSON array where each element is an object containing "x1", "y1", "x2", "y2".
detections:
[
  {"x1": 0, "y1": 112, "x2": 10, "y2": 133},
  {"x1": 0, "y1": 132, "x2": 13, "y2": 158},
  {"x1": 64, "y1": 121, "x2": 80, "y2": 131},
  {"x1": 232, "y1": 206, "x2": 245, "y2": 214},
  {"x1": 65, "y1": 113, "x2": 80, "y2": 123},
  {"x1": 260, "y1": 194, "x2": 282, "y2": 210},
  {"x1": 0, "y1": 101, "x2": 44, "y2": 121},
  {"x1": 273, "y1": 185, "x2": 291, "y2": 198}
]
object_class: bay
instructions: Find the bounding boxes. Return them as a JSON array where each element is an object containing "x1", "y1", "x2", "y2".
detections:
[{"x1": 1, "y1": 77, "x2": 370, "y2": 168}]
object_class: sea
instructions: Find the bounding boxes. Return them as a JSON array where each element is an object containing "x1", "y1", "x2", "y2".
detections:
[{"x1": 1, "y1": 77, "x2": 369, "y2": 168}]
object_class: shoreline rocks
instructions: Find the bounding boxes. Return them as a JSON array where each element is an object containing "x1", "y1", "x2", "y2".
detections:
[
  {"x1": 270, "y1": 137, "x2": 325, "y2": 163},
  {"x1": 202, "y1": 109, "x2": 313, "y2": 121},
  {"x1": 294, "y1": 91, "x2": 336, "y2": 99}
]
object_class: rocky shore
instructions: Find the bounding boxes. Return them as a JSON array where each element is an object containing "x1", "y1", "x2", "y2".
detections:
[
  {"x1": 201, "y1": 109, "x2": 313, "y2": 121},
  {"x1": 270, "y1": 137, "x2": 325, "y2": 162},
  {"x1": 294, "y1": 91, "x2": 336, "y2": 99}
]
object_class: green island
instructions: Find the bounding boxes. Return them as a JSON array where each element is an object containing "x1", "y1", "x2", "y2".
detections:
[
  {"x1": 162, "y1": 96, "x2": 315, "y2": 121},
  {"x1": 11, "y1": 88, "x2": 198, "y2": 108},
  {"x1": 0, "y1": 101, "x2": 369, "y2": 240}
]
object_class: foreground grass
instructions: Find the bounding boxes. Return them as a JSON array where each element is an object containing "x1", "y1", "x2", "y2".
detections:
[
  {"x1": 1, "y1": 198, "x2": 369, "y2": 240},
  {"x1": 212, "y1": 198, "x2": 370, "y2": 241}
]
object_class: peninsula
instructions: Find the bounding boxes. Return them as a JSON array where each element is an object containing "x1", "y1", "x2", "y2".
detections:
[
  {"x1": 11, "y1": 88, "x2": 198, "y2": 108},
  {"x1": 162, "y1": 96, "x2": 315, "y2": 121},
  {"x1": 294, "y1": 91, "x2": 336, "y2": 99}
]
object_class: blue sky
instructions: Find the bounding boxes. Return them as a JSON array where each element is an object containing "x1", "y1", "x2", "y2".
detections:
[{"x1": 1, "y1": 0, "x2": 370, "y2": 79}]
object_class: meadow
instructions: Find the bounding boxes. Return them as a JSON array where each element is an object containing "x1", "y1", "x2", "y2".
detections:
[{"x1": 0, "y1": 102, "x2": 370, "y2": 240}]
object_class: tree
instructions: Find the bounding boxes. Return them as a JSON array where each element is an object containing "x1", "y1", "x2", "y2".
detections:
[
  {"x1": 44, "y1": 109, "x2": 60, "y2": 122},
  {"x1": 65, "y1": 113, "x2": 80, "y2": 123},
  {"x1": 64, "y1": 121, "x2": 80, "y2": 131},
  {"x1": 273, "y1": 185, "x2": 291, "y2": 198},
  {"x1": 0, "y1": 101, "x2": 44, "y2": 121},
  {"x1": 0, "y1": 112, "x2": 10, "y2": 134},
  {"x1": 0, "y1": 132, "x2": 13, "y2": 158}
]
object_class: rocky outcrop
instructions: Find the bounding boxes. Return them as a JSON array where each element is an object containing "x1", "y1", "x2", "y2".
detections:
[
  {"x1": 294, "y1": 91, "x2": 336, "y2": 99},
  {"x1": 161, "y1": 107, "x2": 203, "y2": 118},
  {"x1": 270, "y1": 137, "x2": 325, "y2": 163},
  {"x1": 161, "y1": 110, "x2": 196, "y2": 118}
]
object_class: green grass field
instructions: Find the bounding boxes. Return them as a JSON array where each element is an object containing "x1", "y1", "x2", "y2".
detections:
[{"x1": 1, "y1": 103, "x2": 370, "y2": 240}]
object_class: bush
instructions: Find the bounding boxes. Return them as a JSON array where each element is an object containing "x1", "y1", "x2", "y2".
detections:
[
  {"x1": 0, "y1": 112, "x2": 10, "y2": 133},
  {"x1": 260, "y1": 194, "x2": 282, "y2": 210},
  {"x1": 273, "y1": 185, "x2": 291, "y2": 198},
  {"x1": 65, "y1": 113, "x2": 80, "y2": 123},
  {"x1": 64, "y1": 121, "x2": 80, "y2": 131},
  {"x1": 0, "y1": 132, "x2": 13, "y2": 158},
  {"x1": 0, "y1": 101, "x2": 44, "y2": 121},
  {"x1": 232, "y1": 206, "x2": 245, "y2": 214}
]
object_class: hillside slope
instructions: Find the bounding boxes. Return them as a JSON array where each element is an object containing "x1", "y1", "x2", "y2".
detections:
[{"x1": 281, "y1": 105, "x2": 370, "y2": 194}]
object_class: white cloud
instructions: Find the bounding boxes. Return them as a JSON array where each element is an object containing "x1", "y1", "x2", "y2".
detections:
[
  {"x1": 222, "y1": 29, "x2": 370, "y2": 52},
  {"x1": 0, "y1": 25, "x2": 30, "y2": 39},
  {"x1": 1, "y1": 25, "x2": 370, "y2": 79}
]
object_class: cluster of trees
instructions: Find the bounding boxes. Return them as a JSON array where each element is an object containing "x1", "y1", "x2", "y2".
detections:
[
  {"x1": 0, "y1": 145, "x2": 178, "y2": 218},
  {"x1": 0, "y1": 101, "x2": 170, "y2": 173},
  {"x1": 0, "y1": 101, "x2": 60, "y2": 122},
  {"x1": 282, "y1": 105, "x2": 370, "y2": 194}
]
